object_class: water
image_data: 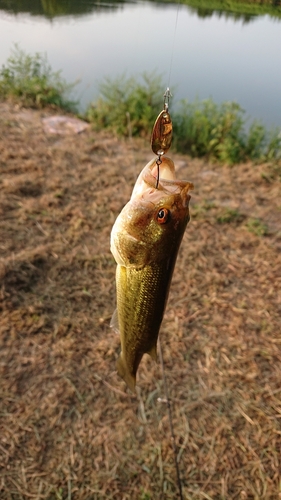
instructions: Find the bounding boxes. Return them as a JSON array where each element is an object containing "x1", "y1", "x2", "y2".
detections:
[{"x1": 0, "y1": 1, "x2": 281, "y2": 128}]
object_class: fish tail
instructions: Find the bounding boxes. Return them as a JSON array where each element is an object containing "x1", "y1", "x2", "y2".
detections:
[{"x1": 116, "y1": 354, "x2": 136, "y2": 392}]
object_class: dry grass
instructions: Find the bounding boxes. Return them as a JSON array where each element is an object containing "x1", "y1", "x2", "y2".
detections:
[{"x1": 0, "y1": 102, "x2": 281, "y2": 499}]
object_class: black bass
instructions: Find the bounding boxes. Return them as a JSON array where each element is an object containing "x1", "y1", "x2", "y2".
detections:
[{"x1": 110, "y1": 156, "x2": 193, "y2": 391}]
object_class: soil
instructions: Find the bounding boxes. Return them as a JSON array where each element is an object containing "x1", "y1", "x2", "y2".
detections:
[{"x1": 0, "y1": 101, "x2": 281, "y2": 500}]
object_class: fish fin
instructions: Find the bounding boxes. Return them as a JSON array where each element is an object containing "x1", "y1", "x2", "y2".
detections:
[
  {"x1": 110, "y1": 309, "x2": 119, "y2": 335},
  {"x1": 116, "y1": 354, "x2": 136, "y2": 393},
  {"x1": 147, "y1": 344, "x2": 157, "y2": 362}
]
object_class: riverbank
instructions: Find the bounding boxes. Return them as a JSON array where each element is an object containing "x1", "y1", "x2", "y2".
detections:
[
  {"x1": 1, "y1": 0, "x2": 281, "y2": 19},
  {"x1": 181, "y1": 0, "x2": 281, "y2": 20},
  {"x1": 0, "y1": 102, "x2": 281, "y2": 499}
]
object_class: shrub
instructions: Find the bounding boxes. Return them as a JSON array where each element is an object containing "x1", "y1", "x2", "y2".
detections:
[
  {"x1": 0, "y1": 45, "x2": 77, "y2": 111},
  {"x1": 172, "y1": 99, "x2": 248, "y2": 164},
  {"x1": 87, "y1": 73, "x2": 281, "y2": 165},
  {"x1": 86, "y1": 73, "x2": 163, "y2": 137},
  {"x1": 173, "y1": 98, "x2": 281, "y2": 164}
]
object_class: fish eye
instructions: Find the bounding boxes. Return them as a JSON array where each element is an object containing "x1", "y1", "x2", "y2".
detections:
[{"x1": 156, "y1": 208, "x2": 170, "y2": 224}]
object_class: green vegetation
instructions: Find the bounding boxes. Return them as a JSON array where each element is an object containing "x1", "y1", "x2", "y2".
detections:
[
  {"x1": 88, "y1": 74, "x2": 281, "y2": 165},
  {"x1": 0, "y1": 45, "x2": 77, "y2": 111},
  {"x1": 246, "y1": 217, "x2": 268, "y2": 236},
  {"x1": 177, "y1": 0, "x2": 281, "y2": 22},
  {"x1": 86, "y1": 73, "x2": 163, "y2": 137},
  {"x1": 0, "y1": 0, "x2": 280, "y2": 21},
  {"x1": 173, "y1": 99, "x2": 281, "y2": 164},
  {"x1": 0, "y1": 0, "x2": 106, "y2": 18},
  {"x1": 173, "y1": 99, "x2": 246, "y2": 164},
  {"x1": 216, "y1": 208, "x2": 244, "y2": 224},
  {"x1": 1, "y1": 47, "x2": 280, "y2": 166}
]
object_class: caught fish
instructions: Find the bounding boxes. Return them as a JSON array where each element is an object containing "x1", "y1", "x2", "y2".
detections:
[{"x1": 110, "y1": 156, "x2": 193, "y2": 391}]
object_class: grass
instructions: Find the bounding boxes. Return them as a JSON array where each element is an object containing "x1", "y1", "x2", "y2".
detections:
[
  {"x1": 2, "y1": 0, "x2": 281, "y2": 20},
  {"x1": 88, "y1": 75, "x2": 281, "y2": 165},
  {"x1": 86, "y1": 73, "x2": 164, "y2": 137},
  {"x1": 216, "y1": 208, "x2": 244, "y2": 224},
  {"x1": 173, "y1": 99, "x2": 247, "y2": 164},
  {"x1": 246, "y1": 217, "x2": 268, "y2": 236},
  {"x1": 0, "y1": 44, "x2": 77, "y2": 111},
  {"x1": 1, "y1": 102, "x2": 281, "y2": 499},
  {"x1": 173, "y1": 0, "x2": 281, "y2": 22},
  {"x1": 216, "y1": 210, "x2": 268, "y2": 236},
  {"x1": 173, "y1": 98, "x2": 281, "y2": 164}
]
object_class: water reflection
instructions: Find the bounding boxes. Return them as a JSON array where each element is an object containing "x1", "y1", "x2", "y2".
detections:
[
  {"x1": 0, "y1": 0, "x2": 281, "y2": 21},
  {"x1": 189, "y1": 7, "x2": 254, "y2": 23},
  {"x1": 0, "y1": 0, "x2": 125, "y2": 18}
]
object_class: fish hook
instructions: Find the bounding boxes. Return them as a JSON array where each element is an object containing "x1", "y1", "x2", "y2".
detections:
[{"x1": 155, "y1": 154, "x2": 163, "y2": 189}]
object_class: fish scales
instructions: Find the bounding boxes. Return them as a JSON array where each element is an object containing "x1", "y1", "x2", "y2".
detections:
[
  {"x1": 111, "y1": 156, "x2": 193, "y2": 391},
  {"x1": 116, "y1": 262, "x2": 174, "y2": 389}
]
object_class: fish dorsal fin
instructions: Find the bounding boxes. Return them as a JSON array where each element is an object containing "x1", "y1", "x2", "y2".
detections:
[{"x1": 110, "y1": 308, "x2": 120, "y2": 335}]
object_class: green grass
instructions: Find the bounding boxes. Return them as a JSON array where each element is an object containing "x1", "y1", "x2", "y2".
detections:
[
  {"x1": 173, "y1": 99, "x2": 281, "y2": 164},
  {"x1": 1, "y1": 0, "x2": 281, "y2": 21},
  {"x1": 245, "y1": 218, "x2": 268, "y2": 236},
  {"x1": 154, "y1": 0, "x2": 281, "y2": 22},
  {"x1": 173, "y1": 99, "x2": 247, "y2": 164},
  {"x1": 216, "y1": 208, "x2": 244, "y2": 224},
  {"x1": 86, "y1": 73, "x2": 163, "y2": 137},
  {"x1": 0, "y1": 45, "x2": 77, "y2": 111}
]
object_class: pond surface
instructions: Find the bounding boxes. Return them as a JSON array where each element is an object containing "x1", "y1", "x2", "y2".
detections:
[{"x1": 0, "y1": 0, "x2": 281, "y2": 128}]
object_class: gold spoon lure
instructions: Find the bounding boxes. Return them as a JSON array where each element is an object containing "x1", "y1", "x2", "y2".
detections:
[{"x1": 151, "y1": 88, "x2": 173, "y2": 188}]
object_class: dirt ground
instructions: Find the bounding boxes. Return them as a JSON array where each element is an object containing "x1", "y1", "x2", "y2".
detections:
[{"x1": 0, "y1": 101, "x2": 280, "y2": 500}]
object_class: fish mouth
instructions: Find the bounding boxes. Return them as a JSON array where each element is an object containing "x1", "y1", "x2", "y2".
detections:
[{"x1": 131, "y1": 156, "x2": 193, "y2": 200}]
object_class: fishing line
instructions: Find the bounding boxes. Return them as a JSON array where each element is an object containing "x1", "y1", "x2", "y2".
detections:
[
  {"x1": 145, "y1": 0, "x2": 184, "y2": 495},
  {"x1": 151, "y1": 2, "x2": 184, "y2": 497},
  {"x1": 167, "y1": 0, "x2": 181, "y2": 90},
  {"x1": 158, "y1": 338, "x2": 183, "y2": 500}
]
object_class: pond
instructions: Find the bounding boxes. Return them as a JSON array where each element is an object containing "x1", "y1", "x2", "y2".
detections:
[{"x1": 0, "y1": 0, "x2": 281, "y2": 128}]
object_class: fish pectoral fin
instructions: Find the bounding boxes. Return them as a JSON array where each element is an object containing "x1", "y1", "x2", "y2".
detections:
[
  {"x1": 110, "y1": 309, "x2": 120, "y2": 335},
  {"x1": 147, "y1": 344, "x2": 157, "y2": 362},
  {"x1": 116, "y1": 353, "x2": 136, "y2": 392}
]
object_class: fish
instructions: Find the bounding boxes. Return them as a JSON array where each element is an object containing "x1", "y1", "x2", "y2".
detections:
[{"x1": 110, "y1": 156, "x2": 193, "y2": 391}]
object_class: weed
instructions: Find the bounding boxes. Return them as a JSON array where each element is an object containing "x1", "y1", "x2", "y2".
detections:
[
  {"x1": 266, "y1": 130, "x2": 281, "y2": 160},
  {"x1": 0, "y1": 45, "x2": 77, "y2": 111},
  {"x1": 217, "y1": 208, "x2": 244, "y2": 224},
  {"x1": 245, "y1": 121, "x2": 267, "y2": 160},
  {"x1": 246, "y1": 218, "x2": 268, "y2": 236},
  {"x1": 181, "y1": 0, "x2": 281, "y2": 22},
  {"x1": 87, "y1": 73, "x2": 281, "y2": 165},
  {"x1": 203, "y1": 200, "x2": 217, "y2": 210},
  {"x1": 86, "y1": 73, "x2": 163, "y2": 137},
  {"x1": 173, "y1": 99, "x2": 281, "y2": 165},
  {"x1": 192, "y1": 200, "x2": 217, "y2": 219},
  {"x1": 1, "y1": 51, "x2": 280, "y2": 166},
  {"x1": 172, "y1": 99, "x2": 247, "y2": 164}
]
